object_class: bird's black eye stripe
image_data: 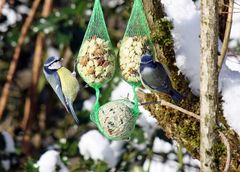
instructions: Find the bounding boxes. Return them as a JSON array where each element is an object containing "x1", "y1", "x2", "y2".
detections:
[{"x1": 48, "y1": 59, "x2": 61, "y2": 67}]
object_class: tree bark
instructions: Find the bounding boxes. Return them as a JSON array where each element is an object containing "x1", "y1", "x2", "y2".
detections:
[{"x1": 200, "y1": 0, "x2": 219, "y2": 171}]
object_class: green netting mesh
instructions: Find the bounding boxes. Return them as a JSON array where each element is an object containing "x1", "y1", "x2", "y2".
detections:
[
  {"x1": 118, "y1": 0, "x2": 152, "y2": 121},
  {"x1": 91, "y1": 99, "x2": 138, "y2": 140},
  {"x1": 124, "y1": 0, "x2": 150, "y2": 38},
  {"x1": 90, "y1": 87, "x2": 100, "y2": 123},
  {"x1": 77, "y1": 0, "x2": 116, "y2": 89},
  {"x1": 82, "y1": 0, "x2": 111, "y2": 44},
  {"x1": 132, "y1": 85, "x2": 140, "y2": 116}
]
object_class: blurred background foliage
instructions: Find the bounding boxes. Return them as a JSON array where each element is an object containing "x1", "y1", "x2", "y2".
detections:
[{"x1": 0, "y1": 0, "x2": 199, "y2": 171}]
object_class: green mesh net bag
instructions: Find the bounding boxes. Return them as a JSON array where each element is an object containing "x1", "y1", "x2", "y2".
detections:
[
  {"x1": 77, "y1": 0, "x2": 116, "y2": 123},
  {"x1": 118, "y1": 0, "x2": 153, "y2": 120},
  {"x1": 119, "y1": 0, "x2": 153, "y2": 86},
  {"x1": 77, "y1": 0, "x2": 115, "y2": 89},
  {"x1": 92, "y1": 99, "x2": 139, "y2": 140}
]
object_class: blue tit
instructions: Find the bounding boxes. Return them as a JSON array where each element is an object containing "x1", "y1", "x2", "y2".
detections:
[
  {"x1": 140, "y1": 54, "x2": 183, "y2": 103},
  {"x1": 43, "y1": 56, "x2": 80, "y2": 124}
]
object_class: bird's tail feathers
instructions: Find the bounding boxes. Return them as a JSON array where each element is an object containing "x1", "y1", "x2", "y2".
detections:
[
  {"x1": 169, "y1": 89, "x2": 183, "y2": 104},
  {"x1": 65, "y1": 99, "x2": 80, "y2": 125}
]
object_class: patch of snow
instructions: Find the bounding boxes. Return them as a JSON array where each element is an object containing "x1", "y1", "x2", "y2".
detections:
[
  {"x1": 0, "y1": 131, "x2": 16, "y2": 171},
  {"x1": 106, "y1": 0, "x2": 124, "y2": 8},
  {"x1": 111, "y1": 81, "x2": 134, "y2": 101},
  {"x1": 78, "y1": 130, "x2": 124, "y2": 167},
  {"x1": 2, "y1": 4, "x2": 20, "y2": 25},
  {"x1": 219, "y1": 60, "x2": 240, "y2": 134},
  {"x1": 194, "y1": 0, "x2": 200, "y2": 10},
  {"x1": 153, "y1": 137, "x2": 172, "y2": 153},
  {"x1": 0, "y1": 4, "x2": 22, "y2": 32},
  {"x1": 110, "y1": 141, "x2": 125, "y2": 159},
  {"x1": 137, "y1": 107, "x2": 158, "y2": 138},
  {"x1": 144, "y1": 137, "x2": 200, "y2": 172},
  {"x1": 1, "y1": 131, "x2": 15, "y2": 153},
  {"x1": 82, "y1": 96, "x2": 95, "y2": 111},
  {"x1": 144, "y1": 157, "x2": 179, "y2": 172},
  {"x1": 225, "y1": 55, "x2": 240, "y2": 72},
  {"x1": 36, "y1": 150, "x2": 69, "y2": 172}
]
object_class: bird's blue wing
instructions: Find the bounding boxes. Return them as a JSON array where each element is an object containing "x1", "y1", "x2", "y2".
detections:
[
  {"x1": 141, "y1": 62, "x2": 172, "y2": 93},
  {"x1": 65, "y1": 97, "x2": 80, "y2": 125},
  {"x1": 43, "y1": 70, "x2": 69, "y2": 112},
  {"x1": 155, "y1": 62, "x2": 172, "y2": 85},
  {"x1": 142, "y1": 64, "x2": 168, "y2": 87}
]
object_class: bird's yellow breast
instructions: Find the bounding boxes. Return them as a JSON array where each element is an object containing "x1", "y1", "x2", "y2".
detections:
[{"x1": 57, "y1": 67, "x2": 79, "y2": 102}]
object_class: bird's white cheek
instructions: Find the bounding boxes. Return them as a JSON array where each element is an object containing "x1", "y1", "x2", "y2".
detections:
[
  {"x1": 49, "y1": 62, "x2": 62, "y2": 70},
  {"x1": 142, "y1": 67, "x2": 153, "y2": 76}
]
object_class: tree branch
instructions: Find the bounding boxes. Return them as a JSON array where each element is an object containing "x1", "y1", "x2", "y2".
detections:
[
  {"x1": 200, "y1": 0, "x2": 219, "y2": 171},
  {"x1": 22, "y1": 0, "x2": 52, "y2": 130},
  {"x1": 140, "y1": 100, "x2": 200, "y2": 120},
  {"x1": 0, "y1": 0, "x2": 5, "y2": 17},
  {"x1": 218, "y1": 0, "x2": 234, "y2": 70},
  {"x1": 219, "y1": 131, "x2": 231, "y2": 172},
  {"x1": 0, "y1": 0, "x2": 41, "y2": 119}
]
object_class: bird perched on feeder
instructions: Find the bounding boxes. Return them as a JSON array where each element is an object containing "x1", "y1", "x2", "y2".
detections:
[
  {"x1": 43, "y1": 56, "x2": 80, "y2": 124},
  {"x1": 139, "y1": 53, "x2": 183, "y2": 104}
]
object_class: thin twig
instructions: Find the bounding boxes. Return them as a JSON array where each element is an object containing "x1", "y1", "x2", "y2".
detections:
[
  {"x1": 219, "y1": 11, "x2": 240, "y2": 14},
  {"x1": 22, "y1": 0, "x2": 52, "y2": 130},
  {"x1": 140, "y1": 100, "x2": 200, "y2": 120},
  {"x1": 234, "y1": 1, "x2": 240, "y2": 7},
  {"x1": 219, "y1": 131, "x2": 231, "y2": 172},
  {"x1": 0, "y1": 0, "x2": 41, "y2": 119},
  {"x1": 220, "y1": 2, "x2": 240, "y2": 11},
  {"x1": 218, "y1": 0, "x2": 234, "y2": 70},
  {"x1": 0, "y1": 0, "x2": 6, "y2": 17},
  {"x1": 22, "y1": 34, "x2": 45, "y2": 130}
]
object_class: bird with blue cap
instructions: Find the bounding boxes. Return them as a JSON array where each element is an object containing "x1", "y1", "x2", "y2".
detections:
[
  {"x1": 139, "y1": 50, "x2": 183, "y2": 104},
  {"x1": 43, "y1": 56, "x2": 80, "y2": 125}
]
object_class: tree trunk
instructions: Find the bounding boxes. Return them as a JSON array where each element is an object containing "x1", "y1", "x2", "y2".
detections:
[{"x1": 200, "y1": 0, "x2": 219, "y2": 171}]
